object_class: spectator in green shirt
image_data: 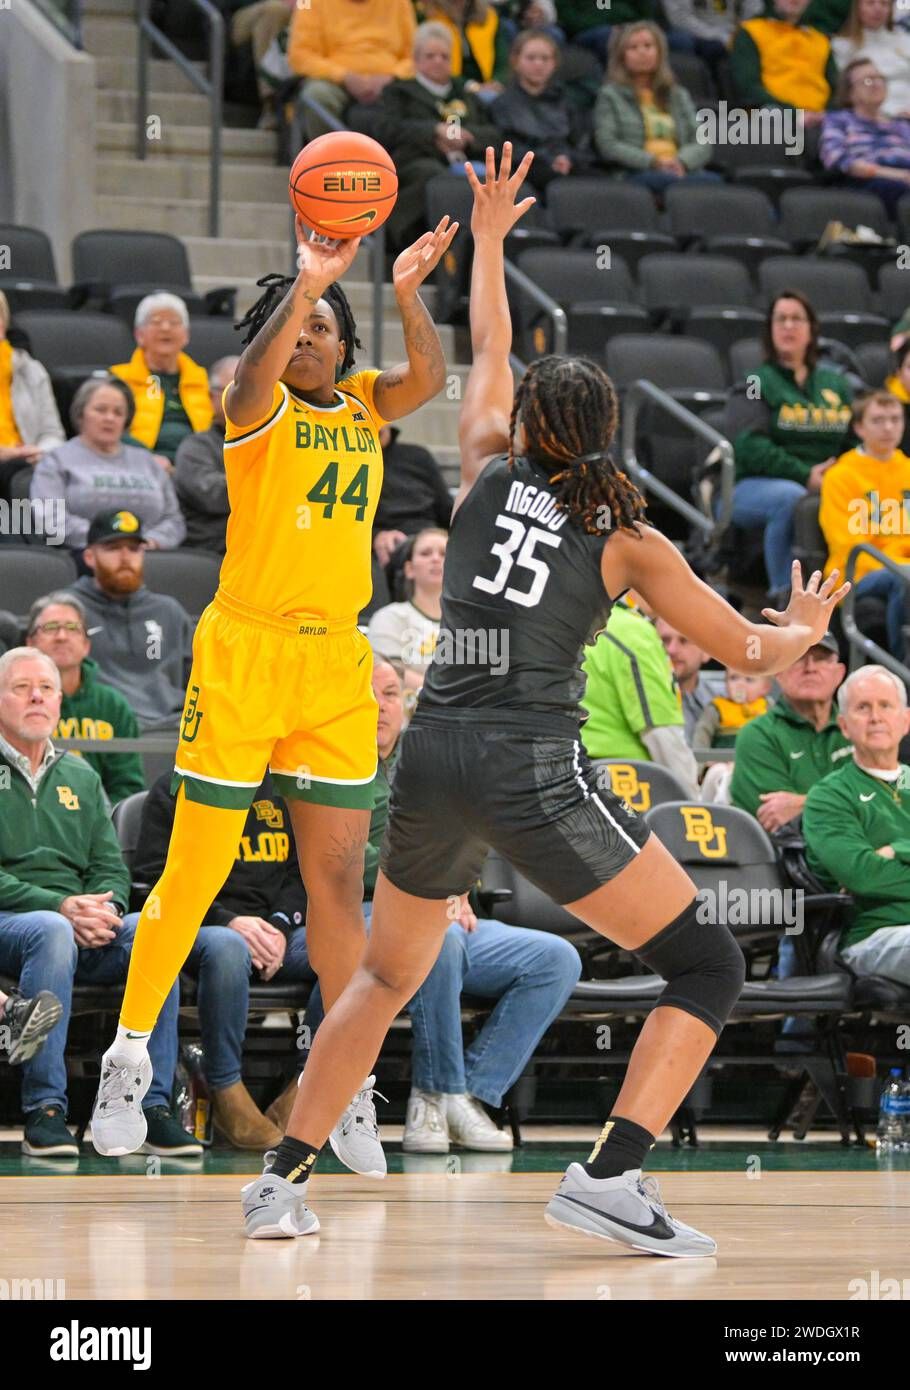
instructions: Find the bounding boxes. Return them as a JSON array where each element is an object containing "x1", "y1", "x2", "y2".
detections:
[
  {"x1": 730, "y1": 289, "x2": 853, "y2": 603},
  {"x1": 580, "y1": 598, "x2": 699, "y2": 795},
  {"x1": 804, "y1": 664, "x2": 910, "y2": 977},
  {"x1": 730, "y1": 632, "x2": 849, "y2": 830},
  {"x1": 556, "y1": 0, "x2": 654, "y2": 62},
  {"x1": 25, "y1": 592, "x2": 145, "y2": 806}
]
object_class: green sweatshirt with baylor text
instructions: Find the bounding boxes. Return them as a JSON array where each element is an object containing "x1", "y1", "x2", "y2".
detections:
[{"x1": 803, "y1": 759, "x2": 910, "y2": 948}]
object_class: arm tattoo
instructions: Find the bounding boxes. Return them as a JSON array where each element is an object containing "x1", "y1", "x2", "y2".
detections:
[
  {"x1": 399, "y1": 294, "x2": 445, "y2": 381},
  {"x1": 243, "y1": 280, "x2": 317, "y2": 368}
]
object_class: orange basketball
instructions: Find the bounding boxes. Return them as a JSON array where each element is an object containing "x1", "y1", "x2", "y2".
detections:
[{"x1": 289, "y1": 132, "x2": 398, "y2": 239}]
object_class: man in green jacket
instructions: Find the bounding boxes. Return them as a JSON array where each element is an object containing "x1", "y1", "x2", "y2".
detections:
[
  {"x1": 730, "y1": 633, "x2": 849, "y2": 830},
  {"x1": 804, "y1": 664, "x2": 910, "y2": 975},
  {"x1": 0, "y1": 647, "x2": 191, "y2": 1158},
  {"x1": 25, "y1": 592, "x2": 145, "y2": 805}
]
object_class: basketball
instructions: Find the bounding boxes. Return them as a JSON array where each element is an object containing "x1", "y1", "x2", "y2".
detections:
[{"x1": 288, "y1": 131, "x2": 398, "y2": 239}]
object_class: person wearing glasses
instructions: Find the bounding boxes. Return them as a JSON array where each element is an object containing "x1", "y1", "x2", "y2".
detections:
[
  {"x1": 820, "y1": 57, "x2": 910, "y2": 215},
  {"x1": 110, "y1": 294, "x2": 213, "y2": 468},
  {"x1": 730, "y1": 289, "x2": 853, "y2": 610},
  {"x1": 24, "y1": 591, "x2": 145, "y2": 804}
]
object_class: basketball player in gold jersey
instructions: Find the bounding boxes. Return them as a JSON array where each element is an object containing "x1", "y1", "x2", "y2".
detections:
[{"x1": 90, "y1": 212, "x2": 458, "y2": 1158}]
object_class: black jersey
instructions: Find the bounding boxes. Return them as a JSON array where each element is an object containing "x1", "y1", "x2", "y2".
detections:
[{"x1": 419, "y1": 453, "x2": 615, "y2": 728}]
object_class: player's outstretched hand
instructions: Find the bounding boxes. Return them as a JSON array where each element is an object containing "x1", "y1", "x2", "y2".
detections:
[
  {"x1": 465, "y1": 142, "x2": 536, "y2": 241},
  {"x1": 294, "y1": 218, "x2": 362, "y2": 286},
  {"x1": 761, "y1": 559, "x2": 850, "y2": 647},
  {"x1": 392, "y1": 215, "x2": 459, "y2": 299}
]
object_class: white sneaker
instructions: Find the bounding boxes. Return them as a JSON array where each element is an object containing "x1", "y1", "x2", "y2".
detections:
[
  {"x1": 90, "y1": 1051, "x2": 152, "y2": 1156},
  {"x1": 328, "y1": 1075, "x2": 387, "y2": 1178},
  {"x1": 446, "y1": 1093, "x2": 513, "y2": 1151},
  {"x1": 402, "y1": 1088, "x2": 450, "y2": 1153}
]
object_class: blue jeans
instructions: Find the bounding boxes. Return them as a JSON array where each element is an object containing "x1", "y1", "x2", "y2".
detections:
[
  {"x1": 626, "y1": 169, "x2": 722, "y2": 196},
  {"x1": 182, "y1": 926, "x2": 315, "y2": 1090},
  {"x1": 305, "y1": 907, "x2": 581, "y2": 1108},
  {"x1": 0, "y1": 910, "x2": 177, "y2": 1116},
  {"x1": 573, "y1": 23, "x2": 613, "y2": 62},
  {"x1": 854, "y1": 567, "x2": 909, "y2": 661},
  {"x1": 731, "y1": 476, "x2": 807, "y2": 592}
]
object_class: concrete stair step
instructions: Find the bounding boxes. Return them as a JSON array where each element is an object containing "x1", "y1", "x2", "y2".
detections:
[
  {"x1": 192, "y1": 273, "x2": 439, "y2": 322},
  {"x1": 98, "y1": 88, "x2": 216, "y2": 125},
  {"x1": 182, "y1": 235, "x2": 376, "y2": 282},
  {"x1": 97, "y1": 120, "x2": 276, "y2": 161},
  {"x1": 95, "y1": 55, "x2": 207, "y2": 94},
  {"x1": 81, "y1": 14, "x2": 137, "y2": 57},
  {"x1": 84, "y1": 0, "x2": 139, "y2": 15},
  {"x1": 96, "y1": 194, "x2": 292, "y2": 239},
  {"x1": 96, "y1": 156, "x2": 287, "y2": 202}
]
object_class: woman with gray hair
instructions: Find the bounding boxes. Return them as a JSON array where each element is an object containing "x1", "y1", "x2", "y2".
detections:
[
  {"x1": 109, "y1": 292, "x2": 213, "y2": 463},
  {"x1": 30, "y1": 375, "x2": 186, "y2": 550},
  {"x1": 0, "y1": 290, "x2": 65, "y2": 502}
]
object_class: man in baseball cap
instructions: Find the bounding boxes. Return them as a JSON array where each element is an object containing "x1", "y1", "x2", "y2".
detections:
[
  {"x1": 64, "y1": 509, "x2": 194, "y2": 730},
  {"x1": 731, "y1": 631, "x2": 849, "y2": 833}
]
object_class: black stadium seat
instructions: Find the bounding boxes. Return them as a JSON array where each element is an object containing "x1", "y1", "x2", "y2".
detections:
[
  {"x1": 0, "y1": 224, "x2": 69, "y2": 312},
  {"x1": 143, "y1": 549, "x2": 221, "y2": 620},
  {"x1": 878, "y1": 263, "x2": 910, "y2": 319},
  {"x1": 0, "y1": 546, "x2": 78, "y2": 621},
  {"x1": 514, "y1": 247, "x2": 640, "y2": 357},
  {"x1": 13, "y1": 310, "x2": 134, "y2": 372},
  {"x1": 855, "y1": 341, "x2": 891, "y2": 386},
  {"x1": 589, "y1": 759, "x2": 694, "y2": 813},
  {"x1": 663, "y1": 184, "x2": 790, "y2": 280},
  {"x1": 778, "y1": 187, "x2": 892, "y2": 249},
  {"x1": 637, "y1": 253, "x2": 753, "y2": 328},
  {"x1": 183, "y1": 316, "x2": 246, "y2": 368},
  {"x1": 71, "y1": 230, "x2": 233, "y2": 317},
  {"x1": 687, "y1": 306, "x2": 766, "y2": 364},
  {"x1": 728, "y1": 335, "x2": 764, "y2": 384},
  {"x1": 604, "y1": 333, "x2": 726, "y2": 402},
  {"x1": 758, "y1": 256, "x2": 888, "y2": 351},
  {"x1": 559, "y1": 180, "x2": 678, "y2": 273},
  {"x1": 112, "y1": 791, "x2": 149, "y2": 875}
]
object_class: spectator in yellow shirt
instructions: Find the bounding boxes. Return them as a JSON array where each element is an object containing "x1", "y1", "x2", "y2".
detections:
[
  {"x1": 820, "y1": 389, "x2": 910, "y2": 658},
  {"x1": 288, "y1": 0, "x2": 416, "y2": 140}
]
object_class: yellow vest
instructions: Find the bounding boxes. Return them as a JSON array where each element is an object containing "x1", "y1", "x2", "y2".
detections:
[
  {"x1": 741, "y1": 18, "x2": 831, "y2": 111},
  {"x1": 0, "y1": 339, "x2": 22, "y2": 447},
  {"x1": 110, "y1": 347, "x2": 212, "y2": 450},
  {"x1": 886, "y1": 373, "x2": 910, "y2": 405},
  {"x1": 430, "y1": 8, "x2": 498, "y2": 81},
  {"x1": 712, "y1": 694, "x2": 769, "y2": 734},
  {"x1": 220, "y1": 370, "x2": 387, "y2": 621}
]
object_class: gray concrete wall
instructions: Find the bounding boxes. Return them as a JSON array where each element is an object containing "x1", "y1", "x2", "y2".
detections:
[{"x1": 0, "y1": 3, "x2": 96, "y2": 282}]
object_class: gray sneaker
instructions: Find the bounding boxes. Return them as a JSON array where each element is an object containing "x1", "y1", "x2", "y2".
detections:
[
  {"x1": 545, "y1": 1163, "x2": 717, "y2": 1258},
  {"x1": 328, "y1": 1075, "x2": 387, "y2": 1178},
  {"x1": 241, "y1": 1170, "x2": 320, "y2": 1239},
  {"x1": 90, "y1": 1052, "x2": 153, "y2": 1157}
]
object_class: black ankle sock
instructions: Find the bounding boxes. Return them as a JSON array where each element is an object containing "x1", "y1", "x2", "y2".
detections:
[
  {"x1": 269, "y1": 1136, "x2": 321, "y2": 1184},
  {"x1": 583, "y1": 1115, "x2": 655, "y2": 1180}
]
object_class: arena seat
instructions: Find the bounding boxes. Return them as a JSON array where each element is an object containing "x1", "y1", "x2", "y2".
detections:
[
  {"x1": 667, "y1": 49, "x2": 715, "y2": 103},
  {"x1": 0, "y1": 224, "x2": 69, "y2": 312},
  {"x1": 898, "y1": 195, "x2": 910, "y2": 243},
  {"x1": 13, "y1": 310, "x2": 134, "y2": 372},
  {"x1": 778, "y1": 187, "x2": 892, "y2": 250},
  {"x1": 547, "y1": 180, "x2": 676, "y2": 272},
  {"x1": 758, "y1": 257, "x2": 888, "y2": 350},
  {"x1": 663, "y1": 184, "x2": 790, "y2": 281},
  {"x1": 142, "y1": 549, "x2": 221, "y2": 620},
  {"x1": 687, "y1": 307, "x2": 766, "y2": 365},
  {"x1": 877, "y1": 263, "x2": 910, "y2": 320},
  {"x1": 71, "y1": 230, "x2": 234, "y2": 317},
  {"x1": 728, "y1": 335, "x2": 764, "y2": 383},
  {"x1": 0, "y1": 546, "x2": 78, "y2": 622},
  {"x1": 182, "y1": 316, "x2": 246, "y2": 368},
  {"x1": 636, "y1": 253, "x2": 753, "y2": 328},
  {"x1": 711, "y1": 140, "x2": 814, "y2": 205},
  {"x1": 855, "y1": 341, "x2": 891, "y2": 386},
  {"x1": 604, "y1": 333, "x2": 726, "y2": 405},
  {"x1": 513, "y1": 247, "x2": 640, "y2": 358},
  {"x1": 589, "y1": 759, "x2": 695, "y2": 813},
  {"x1": 111, "y1": 790, "x2": 148, "y2": 876}
]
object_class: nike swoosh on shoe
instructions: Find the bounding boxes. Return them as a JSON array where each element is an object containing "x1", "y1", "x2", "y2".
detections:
[{"x1": 559, "y1": 1193, "x2": 677, "y2": 1240}]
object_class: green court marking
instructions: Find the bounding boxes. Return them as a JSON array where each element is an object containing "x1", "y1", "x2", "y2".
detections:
[{"x1": 0, "y1": 1140, "x2": 896, "y2": 1178}]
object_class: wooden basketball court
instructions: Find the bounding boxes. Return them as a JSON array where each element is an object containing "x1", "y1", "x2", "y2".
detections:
[{"x1": 4, "y1": 1164, "x2": 909, "y2": 1301}]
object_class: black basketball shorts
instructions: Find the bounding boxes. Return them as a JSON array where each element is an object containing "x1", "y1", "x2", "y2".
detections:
[{"x1": 379, "y1": 710, "x2": 652, "y2": 903}]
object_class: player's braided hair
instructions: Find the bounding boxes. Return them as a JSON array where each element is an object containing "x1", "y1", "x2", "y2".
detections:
[
  {"x1": 235, "y1": 273, "x2": 362, "y2": 377},
  {"x1": 506, "y1": 356, "x2": 648, "y2": 536}
]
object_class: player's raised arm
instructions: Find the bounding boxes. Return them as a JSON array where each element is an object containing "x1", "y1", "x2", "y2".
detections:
[
  {"x1": 453, "y1": 144, "x2": 536, "y2": 514},
  {"x1": 372, "y1": 216, "x2": 459, "y2": 421},
  {"x1": 226, "y1": 220, "x2": 361, "y2": 427},
  {"x1": 604, "y1": 528, "x2": 850, "y2": 676}
]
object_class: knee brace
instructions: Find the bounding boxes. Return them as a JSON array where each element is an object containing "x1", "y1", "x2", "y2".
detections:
[{"x1": 635, "y1": 899, "x2": 746, "y2": 1037}]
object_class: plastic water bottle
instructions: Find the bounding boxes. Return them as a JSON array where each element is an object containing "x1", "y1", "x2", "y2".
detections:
[{"x1": 876, "y1": 1068, "x2": 910, "y2": 1152}]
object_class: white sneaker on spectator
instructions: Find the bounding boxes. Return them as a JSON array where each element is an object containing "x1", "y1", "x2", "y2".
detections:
[
  {"x1": 446, "y1": 1093, "x2": 513, "y2": 1151},
  {"x1": 328, "y1": 1075, "x2": 387, "y2": 1178},
  {"x1": 402, "y1": 1088, "x2": 450, "y2": 1153}
]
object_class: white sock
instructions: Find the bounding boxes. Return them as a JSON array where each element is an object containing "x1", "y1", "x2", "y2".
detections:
[{"x1": 109, "y1": 1024, "x2": 152, "y2": 1065}]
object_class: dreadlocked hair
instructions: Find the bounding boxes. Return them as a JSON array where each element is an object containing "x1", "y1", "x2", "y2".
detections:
[
  {"x1": 235, "y1": 273, "x2": 362, "y2": 378},
  {"x1": 506, "y1": 355, "x2": 648, "y2": 536}
]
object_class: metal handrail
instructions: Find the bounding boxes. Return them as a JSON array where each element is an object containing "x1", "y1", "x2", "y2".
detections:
[
  {"x1": 620, "y1": 379, "x2": 734, "y2": 539},
  {"x1": 503, "y1": 258, "x2": 567, "y2": 357},
  {"x1": 34, "y1": 0, "x2": 84, "y2": 47},
  {"x1": 841, "y1": 545, "x2": 910, "y2": 681},
  {"x1": 136, "y1": 0, "x2": 224, "y2": 238}
]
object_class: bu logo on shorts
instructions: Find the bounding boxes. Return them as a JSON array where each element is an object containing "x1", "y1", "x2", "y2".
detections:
[
  {"x1": 680, "y1": 807, "x2": 728, "y2": 859},
  {"x1": 181, "y1": 685, "x2": 204, "y2": 743}
]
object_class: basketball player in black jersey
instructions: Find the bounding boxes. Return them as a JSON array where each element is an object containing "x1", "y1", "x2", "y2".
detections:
[{"x1": 242, "y1": 146, "x2": 849, "y2": 1251}]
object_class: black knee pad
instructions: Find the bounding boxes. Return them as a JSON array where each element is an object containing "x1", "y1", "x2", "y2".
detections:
[{"x1": 635, "y1": 899, "x2": 746, "y2": 1037}]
